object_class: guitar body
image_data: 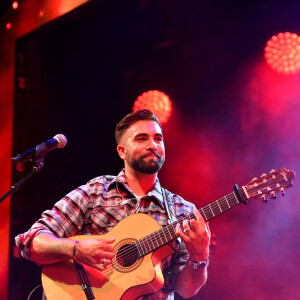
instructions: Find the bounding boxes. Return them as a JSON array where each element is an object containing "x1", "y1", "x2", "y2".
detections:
[{"x1": 42, "y1": 213, "x2": 174, "y2": 300}]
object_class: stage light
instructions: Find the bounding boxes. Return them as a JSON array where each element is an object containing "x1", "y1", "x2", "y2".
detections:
[
  {"x1": 133, "y1": 90, "x2": 173, "y2": 125},
  {"x1": 264, "y1": 32, "x2": 300, "y2": 75},
  {"x1": 6, "y1": 22, "x2": 12, "y2": 30},
  {"x1": 12, "y1": 1, "x2": 18, "y2": 10}
]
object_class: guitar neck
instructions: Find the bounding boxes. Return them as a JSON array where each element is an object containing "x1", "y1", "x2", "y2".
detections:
[
  {"x1": 199, "y1": 186, "x2": 248, "y2": 222},
  {"x1": 136, "y1": 186, "x2": 249, "y2": 258}
]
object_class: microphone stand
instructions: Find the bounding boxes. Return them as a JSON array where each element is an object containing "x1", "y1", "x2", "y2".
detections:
[{"x1": 0, "y1": 159, "x2": 44, "y2": 204}]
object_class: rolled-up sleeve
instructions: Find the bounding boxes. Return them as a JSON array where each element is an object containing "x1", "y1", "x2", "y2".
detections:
[{"x1": 15, "y1": 184, "x2": 91, "y2": 262}]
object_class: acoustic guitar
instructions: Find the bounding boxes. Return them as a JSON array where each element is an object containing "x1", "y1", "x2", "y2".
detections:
[{"x1": 42, "y1": 167, "x2": 295, "y2": 300}]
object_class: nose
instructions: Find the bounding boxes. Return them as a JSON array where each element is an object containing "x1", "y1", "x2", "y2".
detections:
[{"x1": 146, "y1": 138, "x2": 158, "y2": 151}]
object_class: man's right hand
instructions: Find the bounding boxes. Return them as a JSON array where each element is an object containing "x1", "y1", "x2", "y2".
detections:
[
  {"x1": 31, "y1": 232, "x2": 115, "y2": 271},
  {"x1": 75, "y1": 238, "x2": 115, "y2": 271}
]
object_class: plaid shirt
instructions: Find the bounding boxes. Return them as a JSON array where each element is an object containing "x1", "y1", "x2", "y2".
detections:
[{"x1": 15, "y1": 169, "x2": 195, "y2": 300}]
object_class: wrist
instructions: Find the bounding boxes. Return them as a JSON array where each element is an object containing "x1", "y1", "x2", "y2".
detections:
[
  {"x1": 189, "y1": 253, "x2": 209, "y2": 263},
  {"x1": 188, "y1": 257, "x2": 209, "y2": 270}
]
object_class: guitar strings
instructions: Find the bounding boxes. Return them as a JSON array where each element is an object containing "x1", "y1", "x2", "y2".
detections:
[
  {"x1": 86, "y1": 186, "x2": 251, "y2": 276},
  {"x1": 113, "y1": 190, "x2": 243, "y2": 264},
  {"x1": 103, "y1": 190, "x2": 244, "y2": 268},
  {"x1": 89, "y1": 184, "x2": 275, "y2": 277},
  {"x1": 112, "y1": 179, "x2": 249, "y2": 263}
]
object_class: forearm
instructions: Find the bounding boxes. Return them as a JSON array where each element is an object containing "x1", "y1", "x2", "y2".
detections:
[
  {"x1": 31, "y1": 232, "x2": 75, "y2": 265},
  {"x1": 176, "y1": 260, "x2": 208, "y2": 298}
]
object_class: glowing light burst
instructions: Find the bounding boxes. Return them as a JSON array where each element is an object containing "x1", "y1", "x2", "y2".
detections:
[
  {"x1": 133, "y1": 90, "x2": 173, "y2": 125},
  {"x1": 264, "y1": 32, "x2": 300, "y2": 75},
  {"x1": 12, "y1": 1, "x2": 19, "y2": 10}
]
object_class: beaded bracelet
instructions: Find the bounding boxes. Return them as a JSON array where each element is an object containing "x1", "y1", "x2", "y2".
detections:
[{"x1": 73, "y1": 240, "x2": 79, "y2": 261}]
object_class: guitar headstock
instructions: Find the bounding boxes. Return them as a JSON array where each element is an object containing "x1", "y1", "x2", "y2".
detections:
[{"x1": 245, "y1": 167, "x2": 295, "y2": 202}]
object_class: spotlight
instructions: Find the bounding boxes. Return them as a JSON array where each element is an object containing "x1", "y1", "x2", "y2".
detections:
[
  {"x1": 12, "y1": 1, "x2": 18, "y2": 10},
  {"x1": 264, "y1": 32, "x2": 300, "y2": 75},
  {"x1": 133, "y1": 90, "x2": 173, "y2": 125}
]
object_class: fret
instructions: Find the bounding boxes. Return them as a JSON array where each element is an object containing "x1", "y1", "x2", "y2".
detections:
[
  {"x1": 137, "y1": 241, "x2": 144, "y2": 257},
  {"x1": 151, "y1": 232, "x2": 158, "y2": 251},
  {"x1": 164, "y1": 225, "x2": 171, "y2": 241},
  {"x1": 209, "y1": 202, "x2": 218, "y2": 216},
  {"x1": 200, "y1": 207, "x2": 208, "y2": 221},
  {"x1": 169, "y1": 223, "x2": 177, "y2": 240},
  {"x1": 157, "y1": 231, "x2": 163, "y2": 246},
  {"x1": 166, "y1": 223, "x2": 174, "y2": 242},
  {"x1": 224, "y1": 195, "x2": 230, "y2": 208},
  {"x1": 208, "y1": 204, "x2": 215, "y2": 217},
  {"x1": 216, "y1": 199, "x2": 223, "y2": 212},
  {"x1": 232, "y1": 192, "x2": 240, "y2": 204},
  {"x1": 161, "y1": 226, "x2": 168, "y2": 243},
  {"x1": 145, "y1": 235, "x2": 152, "y2": 253},
  {"x1": 140, "y1": 239, "x2": 148, "y2": 257}
]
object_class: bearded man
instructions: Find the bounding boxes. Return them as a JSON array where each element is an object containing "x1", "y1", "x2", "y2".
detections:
[{"x1": 16, "y1": 109, "x2": 210, "y2": 300}]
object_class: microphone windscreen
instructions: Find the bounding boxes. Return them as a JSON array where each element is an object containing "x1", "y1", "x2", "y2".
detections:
[{"x1": 54, "y1": 134, "x2": 67, "y2": 148}]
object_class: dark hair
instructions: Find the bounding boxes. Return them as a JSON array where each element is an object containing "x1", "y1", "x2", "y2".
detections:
[{"x1": 115, "y1": 109, "x2": 162, "y2": 144}]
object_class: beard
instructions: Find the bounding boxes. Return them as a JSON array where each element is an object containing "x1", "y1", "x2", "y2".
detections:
[{"x1": 127, "y1": 152, "x2": 165, "y2": 174}]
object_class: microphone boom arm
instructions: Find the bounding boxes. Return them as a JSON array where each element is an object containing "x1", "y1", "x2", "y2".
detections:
[{"x1": 0, "y1": 160, "x2": 44, "y2": 205}]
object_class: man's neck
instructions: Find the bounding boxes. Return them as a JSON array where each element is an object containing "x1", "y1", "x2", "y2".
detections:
[{"x1": 124, "y1": 167, "x2": 157, "y2": 197}]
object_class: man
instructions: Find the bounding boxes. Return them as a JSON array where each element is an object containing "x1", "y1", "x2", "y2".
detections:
[{"x1": 16, "y1": 109, "x2": 211, "y2": 299}]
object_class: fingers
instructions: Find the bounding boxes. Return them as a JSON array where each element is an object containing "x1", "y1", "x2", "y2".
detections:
[
  {"x1": 194, "y1": 208, "x2": 203, "y2": 222},
  {"x1": 75, "y1": 238, "x2": 116, "y2": 269},
  {"x1": 190, "y1": 211, "x2": 206, "y2": 237},
  {"x1": 94, "y1": 238, "x2": 115, "y2": 259},
  {"x1": 91, "y1": 257, "x2": 114, "y2": 272},
  {"x1": 175, "y1": 209, "x2": 209, "y2": 242},
  {"x1": 98, "y1": 241, "x2": 115, "y2": 255},
  {"x1": 99, "y1": 258, "x2": 112, "y2": 265},
  {"x1": 175, "y1": 210, "x2": 211, "y2": 262},
  {"x1": 101, "y1": 238, "x2": 116, "y2": 244},
  {"x1": 176, "y1": 220, "x2": 190, "y2": 243}
]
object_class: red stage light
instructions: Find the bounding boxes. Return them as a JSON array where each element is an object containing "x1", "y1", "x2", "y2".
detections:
[
  {"x1": 133, "y1": 90, "x2": 173, "y2": 125},
  {"x1": 264, "y1": 32, "x2": 300, "y2": 75},
  {"x1": 6, "y1": 22, "x2": 12, "y2": 30},
  {"x1": 12, "y1": 1, "x2": 18, "y2": 10}
]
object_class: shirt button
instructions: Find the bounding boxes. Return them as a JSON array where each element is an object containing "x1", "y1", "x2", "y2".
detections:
[{"x1": 115, "y1": 198, "x2": 121, "y2": 205}]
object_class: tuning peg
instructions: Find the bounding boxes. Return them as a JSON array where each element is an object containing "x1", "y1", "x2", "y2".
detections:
[
  {"x1": 270, "y1": 191, "x2": 277, "y2": 200},
  {"x1": 261, "y1": 173, "x2": 267, "y2": 178},
  {"x1": 261, "y1": 194, "x2": 268, "y2": 203},
  {"x1": 279, "y1": 188, "x2": 285, "y2": 197}
]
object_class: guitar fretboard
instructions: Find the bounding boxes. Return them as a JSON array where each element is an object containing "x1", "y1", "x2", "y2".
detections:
[{"x1": 135, "y1": 187, "x2": 248, "y2": 258}]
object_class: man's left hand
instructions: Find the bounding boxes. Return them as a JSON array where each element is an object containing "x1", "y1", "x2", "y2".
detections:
[{"x1": 176, "y1": 209, "x2": 211, "y2": 262}]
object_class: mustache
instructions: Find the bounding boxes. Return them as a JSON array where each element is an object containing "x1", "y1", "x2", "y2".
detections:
[{"x1": 141, "y1": 151, "x2": 162, "y2": 159}]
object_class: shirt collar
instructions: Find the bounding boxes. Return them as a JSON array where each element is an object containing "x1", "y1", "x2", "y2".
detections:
[{"x1": 107, "y1": 169, "x2": 165, "y2": 208}]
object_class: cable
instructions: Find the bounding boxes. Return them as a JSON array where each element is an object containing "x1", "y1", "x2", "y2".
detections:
[{"x1": 27, "y1": 284, "x2": 43, "y2": 300}]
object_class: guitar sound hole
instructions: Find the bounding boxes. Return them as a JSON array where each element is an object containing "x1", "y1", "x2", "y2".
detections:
[{"x1": 115, "y1": 244, "x2": 139, "y2": 267}]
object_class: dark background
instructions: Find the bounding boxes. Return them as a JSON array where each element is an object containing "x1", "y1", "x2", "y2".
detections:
[{"x1": 9, "y1": 0, "x2": 300, "y2": 299}]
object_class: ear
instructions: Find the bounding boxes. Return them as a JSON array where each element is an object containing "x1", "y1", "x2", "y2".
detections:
[{"x1": 116, "y1": 145, "x2": 126, "y2": 160}]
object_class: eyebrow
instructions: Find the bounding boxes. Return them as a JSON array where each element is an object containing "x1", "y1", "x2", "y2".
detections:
[{"x1": 134, "y1": 133, "x2": 163, "y2": 139}]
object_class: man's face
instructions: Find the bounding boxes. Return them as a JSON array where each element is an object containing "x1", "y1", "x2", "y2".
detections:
[{"x1": 119, "y1": 120, "x2": 165, "y2": 174}]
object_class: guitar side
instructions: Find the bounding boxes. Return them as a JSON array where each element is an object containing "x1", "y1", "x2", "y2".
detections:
[{"x1": 42, "y1": 213, "x2": 174, "y2": 300}]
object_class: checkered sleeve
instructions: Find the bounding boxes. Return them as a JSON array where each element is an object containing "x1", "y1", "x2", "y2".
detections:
[{"x1": 15, "y1": 182, "x2": 93, "y2": 262}]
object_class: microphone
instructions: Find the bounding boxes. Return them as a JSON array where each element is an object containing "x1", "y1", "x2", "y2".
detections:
[{"x1": 12, "y1": 134, "x2": 67, "y2": 164}]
